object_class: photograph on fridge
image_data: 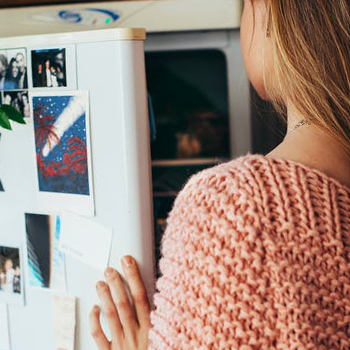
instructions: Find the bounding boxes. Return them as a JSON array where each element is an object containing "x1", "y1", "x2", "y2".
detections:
[
  {"x1": 25, "y1": 213, "x2": 66, "y2": 292},
  {"x1": 30, "y1": 90, "x2": 95, "y2": 216},
  {"x1": 0, "y1": 48, "x2": 28, "y2": 90},
  {"x1": 0, "y1": 244, "x2": 24, "y2": 305},
  {"x1": 31, "y1": 48, "x2": 67, "y2": 88},
  {"x1": 2, "y1": 90, "x2": 30, "y2": 119}
]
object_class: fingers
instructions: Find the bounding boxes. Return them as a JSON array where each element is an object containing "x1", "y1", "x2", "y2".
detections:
[
  {"x1": 96, "y1": 281, "x2": 123, "y2": 345},
  {"x1": 104, "y1": 267, "x2": 139, "y2": 339},
  {"x1": 121, "y1": 256, "x2": 151, "y2": 329},
  {"x1": 89, "y1": 305, "x2": 110, "y2": 350}
]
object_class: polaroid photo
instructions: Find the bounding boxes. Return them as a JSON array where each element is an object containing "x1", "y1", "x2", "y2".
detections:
[
  {"x1": 0, "y1": 244, "x2": 24, "y2": 305},
  {"x1": 24, "y1": 213, "x2": 66, "y2": 293},
  {"x1": 29, "y1": 90, "x2": 95, "y2": 216},
  {"x1": 0, "y1": 48, "x2": 28, "y2": 90},
  {"x1": 29, "y1": 45, "x2": 76, "y2": 90}
]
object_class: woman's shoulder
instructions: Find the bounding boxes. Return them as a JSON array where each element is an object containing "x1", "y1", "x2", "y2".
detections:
[
  {"x1": 179, "y1": 151, "x2": 350, "y2": 203},
  {"x1": 176, "y1": 153, "x2": 273, "y2": 203}
]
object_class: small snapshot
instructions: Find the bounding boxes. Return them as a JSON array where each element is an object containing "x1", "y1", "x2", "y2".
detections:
[
  {"x1": 0, "y1": 48, "x2": 28, "y2": 90},
  {"x1": 1, "y1": 90, "x2": 30, "y2": 119},
  {"x1": 0, "y1": 245, "x2": 23, "y2": 305},
  {"x1": 25, "y1": 213, "x2": 66, "y2": 292},
  {"x1": 31, "y1": 48, "x2": 67, "y2": 88}
]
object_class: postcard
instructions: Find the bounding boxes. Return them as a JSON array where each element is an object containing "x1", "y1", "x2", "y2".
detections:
[
  {"x1": 25, "y1": 213, "x2": 66, "y2": 292},
  {"x1": 30, "y1": 91, "x2": 95, "y2": 216},
  {"x1": 59, "y1": 212, "x2": 112, "y2": 272}
]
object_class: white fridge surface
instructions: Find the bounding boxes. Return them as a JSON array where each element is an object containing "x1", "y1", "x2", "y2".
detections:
[{"x1": 0, "y1": 28, "x2": 155, "y2": 350}]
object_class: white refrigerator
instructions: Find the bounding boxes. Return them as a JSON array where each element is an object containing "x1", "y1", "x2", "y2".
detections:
[{"x1": 0, "y1": 28, "x2": 155, "y2": 350}]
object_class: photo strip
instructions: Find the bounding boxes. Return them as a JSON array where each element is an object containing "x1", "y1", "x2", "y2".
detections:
[
  {"x1": 0, "y1": 245, "x2": 24, "y2": 305},
  {"x1": 0, "y1": 48, "x2": 28, "y2": 90},
  {"x1": 25, "y1": 213, "x2": 66, "y2": 292},
  {"x1": 31, "y1": 48, "x2": 67, "y2": 88},
  {"x1": 30, "y1": 91, "x2": 95, "y2": 216}
]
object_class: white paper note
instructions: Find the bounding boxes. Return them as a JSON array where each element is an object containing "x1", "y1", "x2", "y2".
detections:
[
  {"x1": 53, "y1": 295, "x2": 76, "y2": 350},
  {"x1": 59, "y1": 212, "x2": 112, "y2": 271},
  {"x1": 0, "y1": 303, "x2": 11, "y2": 350}
]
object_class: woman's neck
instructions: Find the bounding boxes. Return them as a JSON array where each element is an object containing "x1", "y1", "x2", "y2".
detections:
[{"x1": 266, "y1": 103, "x2": 350, "y2": 188}]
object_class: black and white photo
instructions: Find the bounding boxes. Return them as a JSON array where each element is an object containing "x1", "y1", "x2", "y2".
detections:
[
  {"x1": 31, "y1": 48, "x2": 67, "y2": 88},
  {"x1": 2, "y1": 90, "x2": 30, "y2": 119},
  {"x1": 0, "y1": 49, "x2": 28, "y2": 90}
]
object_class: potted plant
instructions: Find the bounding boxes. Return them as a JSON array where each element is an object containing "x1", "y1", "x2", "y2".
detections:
[{"x1": 0, "y1": 104, "x2": 26, "y2": 130}]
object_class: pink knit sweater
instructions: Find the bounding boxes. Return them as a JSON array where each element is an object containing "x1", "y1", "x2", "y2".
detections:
[{"x1": 148, "y1": 153, "x2": 350, "y2": 350}]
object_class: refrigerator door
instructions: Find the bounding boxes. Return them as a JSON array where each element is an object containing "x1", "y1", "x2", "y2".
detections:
[{"x1": 0, "y1": 28, "x2": 155, "y2": 350}]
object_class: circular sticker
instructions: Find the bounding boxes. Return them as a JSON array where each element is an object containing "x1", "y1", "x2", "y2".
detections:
[{"x1": 32, "y1": 8, "x2": 120, "y2": 26}]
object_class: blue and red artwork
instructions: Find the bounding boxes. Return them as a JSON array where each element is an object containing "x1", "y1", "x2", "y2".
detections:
[{"x1": 33, "y1": 94, "x2": 90, "y2": 195}]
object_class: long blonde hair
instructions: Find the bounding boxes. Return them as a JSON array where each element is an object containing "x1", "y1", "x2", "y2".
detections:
[{"x1": 263, "y1": 0, "x2": 350, "y2": 159}]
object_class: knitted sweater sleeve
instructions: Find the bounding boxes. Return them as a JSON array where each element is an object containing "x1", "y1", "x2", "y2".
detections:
[{"x1": 148, "y1": 165, "x2": 264, "y2": 350}]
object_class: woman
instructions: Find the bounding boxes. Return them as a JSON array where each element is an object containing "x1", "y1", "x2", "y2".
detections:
[
  {"x1": 4, "y1": 58, "x2": 20, "y2": 90},
  {"x1": 90, "y1": 1, "x2": 350, "y2": 349}
]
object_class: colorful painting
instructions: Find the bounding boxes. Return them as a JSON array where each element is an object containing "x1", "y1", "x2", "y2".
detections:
[{"x1": 33, "y1": 92, "x2": 90, "y2": 195}]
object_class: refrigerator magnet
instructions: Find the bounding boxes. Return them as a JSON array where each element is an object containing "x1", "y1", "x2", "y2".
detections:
[{"x1": 29, "y1": 90, "x2": 95, "y2": 216}]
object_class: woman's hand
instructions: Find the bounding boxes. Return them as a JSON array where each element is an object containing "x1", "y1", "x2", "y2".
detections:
[{"x1": 89, "y1": 255, "x2": 151, "y2": 350}]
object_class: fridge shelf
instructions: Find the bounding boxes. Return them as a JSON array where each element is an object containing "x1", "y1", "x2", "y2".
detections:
[
  {"x1": 153, "y1": 191, "x2": 179, "y2": 198},
  {"x1": 151, "y1": 158, "x2": 227, "y2": 167}
]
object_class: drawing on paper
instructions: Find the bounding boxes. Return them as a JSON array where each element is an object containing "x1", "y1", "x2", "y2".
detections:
[
  {"x1": 33, "y1": 93, "x2": 90, "y2": 195},
  {"x1": 25, "y1": 213, "x2": 66, "y2": 291},
  {"x1": 0, "y1": 246, "x2": 21, "y2": 295}
]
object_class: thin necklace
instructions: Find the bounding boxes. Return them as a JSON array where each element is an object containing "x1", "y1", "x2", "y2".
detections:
[{"x1": 285, "y1": 119, "x2": 311, "y2": 138}]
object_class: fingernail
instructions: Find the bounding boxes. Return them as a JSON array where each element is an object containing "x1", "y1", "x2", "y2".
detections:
[
  {"x1": 123, "y1": 256, "x2": 133, "y2": 267},
  {"x1": 104, "y1": 268, "x2": 113, "y2": 278},
  {"x1": 96, "y1": 281, "x2": 105, "y2": 289}
]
